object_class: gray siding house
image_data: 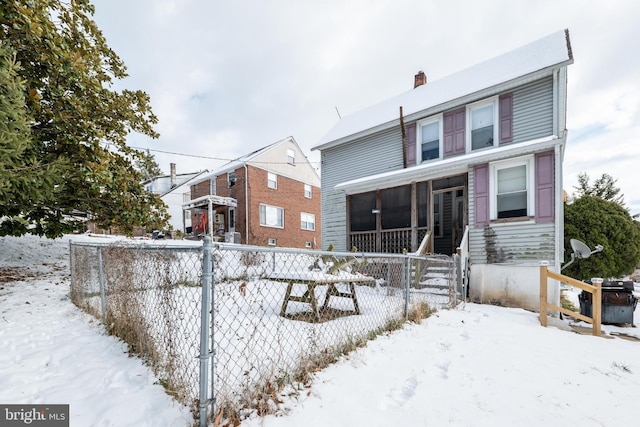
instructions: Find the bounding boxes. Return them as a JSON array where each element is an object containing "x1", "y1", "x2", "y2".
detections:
[{"x1": 312, "y1": 30, "x2": 574, "y2": 311}]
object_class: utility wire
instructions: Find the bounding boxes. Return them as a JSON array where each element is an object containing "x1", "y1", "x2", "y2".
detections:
[{"x1": 128, "y1": 145, "x2": 322, "y2": 168}]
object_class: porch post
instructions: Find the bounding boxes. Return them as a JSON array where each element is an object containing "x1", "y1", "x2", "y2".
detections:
[
  {"x1": 375, "y1": 191, "x2": 381, "y2": 252},
  {"x1": 411, "y1": 182, "x2": 418, "y2": 252}
]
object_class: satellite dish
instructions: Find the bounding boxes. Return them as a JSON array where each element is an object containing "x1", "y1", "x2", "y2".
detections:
[
  {"x1": 570, "y1": 239, "x2": 593, "y2": 259},
  {"x1": 562, "y1": 239, "x2": 603, "y2": 271}
]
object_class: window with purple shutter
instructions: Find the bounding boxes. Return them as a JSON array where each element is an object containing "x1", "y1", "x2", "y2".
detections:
[
  {"x1": 474, "y1": 163, "x2": 489, "y2": 227},
  {"x1": 443, "y1": 108, "x2": 465, "y2": 157},
  {"x1": 405, "y1": 123, "x2": 416, "y2": 166},
  {"x1": 499, "y1": 93, "x2": 513, "y2": 144},
  {"x1": 535, "y1": 151, "x2": 554, "y2": 222}
]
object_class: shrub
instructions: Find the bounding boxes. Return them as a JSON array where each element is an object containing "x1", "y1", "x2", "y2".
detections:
[{"x1": 564, "y1": 195, "x2": 640, "y2": 279}]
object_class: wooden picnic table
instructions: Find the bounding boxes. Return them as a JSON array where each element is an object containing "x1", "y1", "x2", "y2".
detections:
[{"x1": 270, "y1": 272, "x2": 375, "y2": 321}]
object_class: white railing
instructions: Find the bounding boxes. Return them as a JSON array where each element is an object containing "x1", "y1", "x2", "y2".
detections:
[{"x1": 455, "y1": 225, "x2": 470, "y2": 301}]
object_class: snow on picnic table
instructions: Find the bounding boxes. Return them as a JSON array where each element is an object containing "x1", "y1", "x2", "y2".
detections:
[{"x1": 1, "y1": 234, "x2": 639, "y2": 427}]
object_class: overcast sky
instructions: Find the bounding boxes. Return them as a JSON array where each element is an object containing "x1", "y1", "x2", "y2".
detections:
[{"x1": 92, "y1": 0, "x2": 640, "y2": 215}]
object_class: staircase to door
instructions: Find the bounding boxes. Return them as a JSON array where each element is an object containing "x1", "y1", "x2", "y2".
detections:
[{"x1": 411, "y1": 255, "x2": 456, "y2": 304}]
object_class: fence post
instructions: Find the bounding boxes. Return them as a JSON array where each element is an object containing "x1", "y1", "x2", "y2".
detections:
[
  {"x1": 199, "y1": 237, "x2": 213, "y2": 427},
  {"x1": 210, "y1": 241, "x2": 216, "y2": 418},
  {"x1": 69, "y1": 241, "x2": 75, "y2": 297},
  {"x1": 97, "y1": 246, "x2": 106, "y2": 318},
  {"x1": 404, "y1": 256, "x2": 410, "y2": 320},
  {"x1": 453, "y1": 253, "x2": 460, "y2": 305},
  {"x1": 591, "y1": 278, "x2": 603, "y2": 336},
  {"x1": 539, "y1": 264, "x2": 548, "y2": 327}
]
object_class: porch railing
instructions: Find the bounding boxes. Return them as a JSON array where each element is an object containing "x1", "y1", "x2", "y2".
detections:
[
  {"x1": 539, "y1": 265, "x2": 602, "y2": 336},
  {"x1": 350, "y1": 227, "x2": 429, "y2": 254}
]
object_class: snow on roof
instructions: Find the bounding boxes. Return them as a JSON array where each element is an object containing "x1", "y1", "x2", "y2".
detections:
[
  {"x1": 194, "y1": 136, "x2": 295, "y2": 184},
  {"x1": 313, "y1": 29, "x2": 572, "y2": 150}
]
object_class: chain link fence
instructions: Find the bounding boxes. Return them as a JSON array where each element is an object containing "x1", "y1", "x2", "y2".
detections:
[{"x1": 70, "y1": 238, "x2": 463, "y2": 426}]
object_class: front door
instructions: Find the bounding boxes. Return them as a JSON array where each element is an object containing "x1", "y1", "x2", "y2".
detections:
[
  {"x1": 228, "y1": 207, "x2": 236, "y2": 233},
  {"x1": 431, "y1": 176, "x2": 467, "y2": 255}
]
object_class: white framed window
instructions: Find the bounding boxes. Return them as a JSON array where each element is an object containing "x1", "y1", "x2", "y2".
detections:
[
  {"x1": 259, "y1": 204, "x2": 284, "y2": 228},
  {"x1": 490, "y1": 156, "x2": 535, "y2": 220},
  {"x1": 227, "y1": 171, "x2": 236, "y2": 187},
  {"x1": 210, "y1": 178, "x2": 216, "y2": 195},
  {"x1": 287, "y1": 148, "x2": 295, "y2": 164},
  {"x1": 417, "y1": 115, "x2": 442, "y2": 162},
  {"x1": 305, "y1": 241, "x2": 312, "y2": 248},
  {"x1": 268, "y1": 238, "x2": 277, "y2": 246},
  {"x1": 304, "y1": 183, "x2": 312, "y2": 199},
  {"x1": 267, "y1": 172, "x2": 277, "y2": 189},
  {"x1": 468, "y1": 98, "x2": 498, "y2": 151},
  {"x1": 301, "y1": 213, "x2": 315, "y2": 231}
]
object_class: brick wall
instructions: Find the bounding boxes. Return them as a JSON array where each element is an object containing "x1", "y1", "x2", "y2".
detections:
[
  {"x1": 189, "y1": 166, "x2": 321, "y2": 248},
  {"x1": 245, "y1": 166, "x2": 321, "y2": 249}
]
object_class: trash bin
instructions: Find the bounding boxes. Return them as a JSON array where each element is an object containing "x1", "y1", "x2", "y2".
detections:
[{"x1": 579, "y1": 280, "x2": 637, "y2": 325}]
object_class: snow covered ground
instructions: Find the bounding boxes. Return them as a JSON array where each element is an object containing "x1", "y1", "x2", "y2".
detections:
[
  {"x1": 0, "y1": 234, "x2": 194, "y2": 426},
  {"x1": 1, "y1": 234, "x2": 639, "y2": 427}
]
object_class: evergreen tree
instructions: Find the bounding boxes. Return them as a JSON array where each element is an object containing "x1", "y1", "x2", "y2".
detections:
[
  {"x1": 0, "y1": 0, "x2": 168, "y2": 237},
  {"x1": 564, "y1": 195, "x2": 640, "y2": 279},
  {"x1": 135, "y1": 149, "x2": 163, "y2": 181},
  {"x1": 573, "y1": 172, "x2": 625, "y2": 207}
]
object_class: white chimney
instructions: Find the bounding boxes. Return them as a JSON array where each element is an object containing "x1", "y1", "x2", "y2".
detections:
[{"x1": 170, "y1": 163, "x2": 176, "y2": 188}]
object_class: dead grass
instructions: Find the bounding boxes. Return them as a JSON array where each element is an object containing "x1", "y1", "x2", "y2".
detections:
[
  {"x1": 560, "y1": 289, "x2": 578, "y2": 312},
  {"x1": 408, "y1": 300, "x2": 437, "y2": 323}
]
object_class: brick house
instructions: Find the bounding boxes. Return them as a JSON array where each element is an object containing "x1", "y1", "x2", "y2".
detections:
[{"x1": 185, "y1": 137, "x2": 321, "y2": 248}]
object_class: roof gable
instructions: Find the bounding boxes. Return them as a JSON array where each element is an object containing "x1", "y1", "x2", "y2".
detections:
[
  {"x1": 314, "y1": 29, "x2": 572, "y2": 150},
  {"x1": 194, "y1": 136, "x2": 320, "y2": 186}
]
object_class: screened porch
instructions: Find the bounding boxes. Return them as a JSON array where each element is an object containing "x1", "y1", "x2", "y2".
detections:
[{"x1": 346, "y1": 174, "x2": 467, "y2": 255}]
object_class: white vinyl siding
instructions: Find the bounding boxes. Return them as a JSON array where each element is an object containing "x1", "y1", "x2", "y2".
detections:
[{"x1": 320, "y1": 127, "x2": 403, "y2": 251}]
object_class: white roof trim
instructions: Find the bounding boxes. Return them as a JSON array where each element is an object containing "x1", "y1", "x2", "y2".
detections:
[
  {"x1": 335, "y1": 136, "x2": 563, "y2": 195},
  {"x1": 193, "y1": 136, "x2": 297, "y2": 185},
  {"x1": 182, "y1": 194, "x2": 237, "y2": 210}
]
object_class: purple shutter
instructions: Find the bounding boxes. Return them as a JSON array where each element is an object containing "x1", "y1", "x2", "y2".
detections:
[
  {"x1": 499, "y1": 93, "x2": 513, "y2": 144},
  {"x1": 535, "y1": 151, "x2": 555, "y2": 222},
  {"x1": 405, "y1": 123, "x2": 416, "y2": 166},
  {"x1": 474, "y1": 163, "x2": 489, "y2": 227},
  {"x1": 443, "y1": 108, "x2": 465, "y2": 157}
]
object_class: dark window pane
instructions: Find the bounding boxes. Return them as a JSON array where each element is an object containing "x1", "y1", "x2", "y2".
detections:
[
  {"x1": 381, "y1": 186, "x2": 411, "y2": 229},
  {"x1": 432, "y1": 175, "x2": 466, "y2": 191},
  {"x1": 349, "y1": 192, "x2": 377, "y2": 231},
  {"x1": 471, "y1": 125, "x2": 494, "y2": 150},
  {"x1": 422, "y1": 140, "x2": 439, "y2": 161},
  {"x1": 497, "y1": 192, "x2": 527, "y2": 218},
  {"x1": 418, "y1": 182, "x2": 428, "y2": 227}
]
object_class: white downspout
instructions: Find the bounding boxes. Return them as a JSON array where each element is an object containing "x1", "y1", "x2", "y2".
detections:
[
  {"x1": 555, "y1": 143, "x2": 563, "y2": 270},
  {"x1": 244, "y1": 164, "x2": 249, "y2": 245},
  {"x1": 552, "y1": 67, "x2": 562, "y2": 272}
]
